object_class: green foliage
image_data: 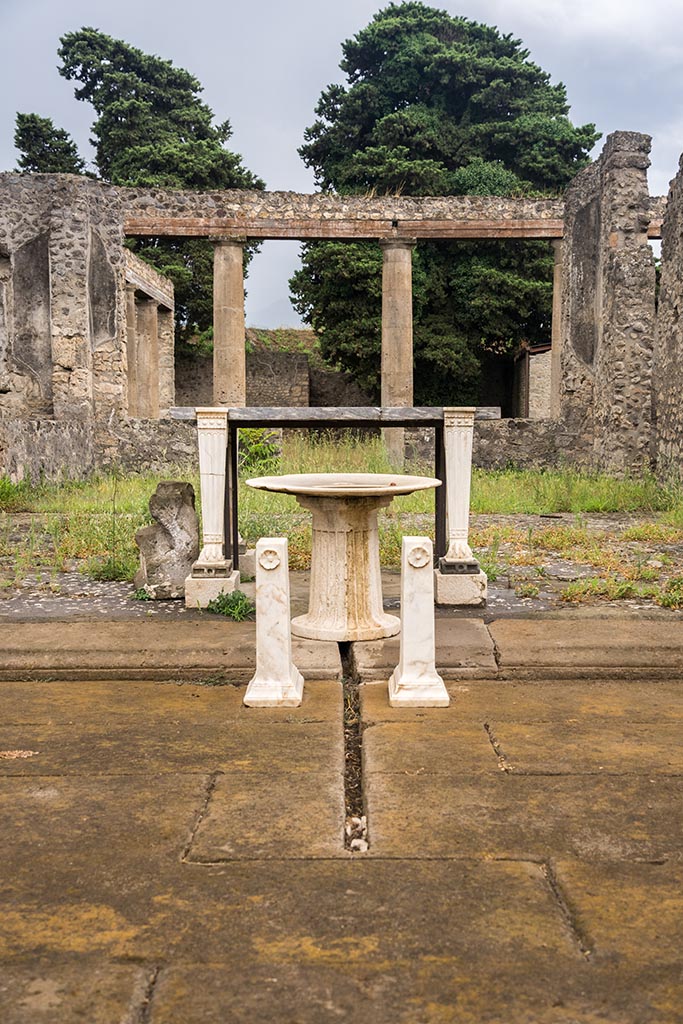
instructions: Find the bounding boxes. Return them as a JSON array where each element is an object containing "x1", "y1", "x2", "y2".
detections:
[
  {"x1": 14, "y1": 113, "x2": 87, "y2": 174},
  {"x1": 238, "y1": 428, "x2": 281, "y2": 475},
  {"x1": 206, "y1": 590, "x2": 256, "y2": 620},
  {"x1": 18, "y1": 27, "x2": 264, "y2": 343},
  {"x1": 291, "y1": 2, "x2": 600, "y2": 404}
]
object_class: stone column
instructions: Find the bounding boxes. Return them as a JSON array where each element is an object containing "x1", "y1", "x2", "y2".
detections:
[
  {"x1": 184, "y1": 407, "x2": 240, "y2": 608},
  {"x1": 125, "y1": 285, "x2": 138, "y2": 417},
  {"x1": 389, "y1": 537, "x2": 449, "y2": 708},
  {"x1": 244, "y1": 538, "x2": 304, "y2": 708},
  {"x1": 381, "y1": 240, "x2": 415, "y2": 465},
  {"x1": 434, "y1": 407, "x2": 487, "y2": 607},
  {"x1": 213, "y1": 239, "x2": 246, "y2": 407},
  {"x1": 549, "y1": 239, "x2": 563, "y2": 419},
  {"x1": 135, "y1": 297, "x2": 159, "y2": 419},
  {"x1": 157, "y1": 306, "x2": 175, "y2": 416}
]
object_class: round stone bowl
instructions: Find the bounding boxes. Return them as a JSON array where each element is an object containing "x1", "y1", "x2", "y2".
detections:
[
  {"x1": 246, "y1": 472, "x2": 442, "y2": 642},
  {"x1": 246, "y1": 472, "x2": 442, "y2": 497}
]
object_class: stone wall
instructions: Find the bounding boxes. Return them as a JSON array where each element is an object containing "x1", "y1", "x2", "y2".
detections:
[
  {"x1": 175, "y1": 350, "x2": 310, "y2": 407},
  {"x1": 653, "y1": 155, "x2": 683, "y2": 478},
  {"x1": 0, "y1": 416, "x2": 96, "y2": 483},
  {"x1": 559, "y1": 132, "x2": 656, "y2": 472},
  {"x1": 473, "y1": 418, "x2": 589, "y2": 470},
  {"x1": 528, "y1": 350, "x2": 552, "y2": 420},
  {"x1": 0, "y1": 173, "x2": 127, "y2": 422}
]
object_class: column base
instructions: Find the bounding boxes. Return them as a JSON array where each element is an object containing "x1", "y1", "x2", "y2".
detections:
[
  {"x1": 388, "y1": 667, "x2": 450, "y2": 708},
  {"x1": 434, "y1": 569, "x2": 487, "y2": 607},
  {"x1": 291, "y1": 612, "x2": 400, "y2": 643},
  {"x1": 184, "y1": 569, "x2": 240, "y2": 609},
  {"x1": 243, "y1": 666, "x2": 304, "y2": 708}
]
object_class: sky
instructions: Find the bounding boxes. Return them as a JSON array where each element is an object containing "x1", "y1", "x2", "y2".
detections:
[{"x1": 1, "y1": 0, "x2": 681, "y2": 326}]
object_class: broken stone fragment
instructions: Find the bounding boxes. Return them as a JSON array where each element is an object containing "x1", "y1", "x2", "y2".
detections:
[{"x1": 134, "y1": 481, "x2": 200, "y2": 599}]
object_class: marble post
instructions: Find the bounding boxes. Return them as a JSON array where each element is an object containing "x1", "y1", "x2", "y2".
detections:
[
  {"x1": 434, "y1": 407, "x2": 487, "y2": 606},
  {"x1": 549, "y1": 239, "x2": 563, "y2": 420},
  {"x1": 135, "y1": 297, "x2": 159, "y2": 419},
  {"x1": 213, "y1": 239, "x2": 246, "y2": 407},
  {"x1": 381, "y1": 240, "x2": 415, "y2": 466},
  {"x1": 244, "y1": 538, "x2": 304, "y2": 708},
  {"x1": 125, "y1": 285, "x2": 138, "y2": 417},
  {"x1": 389, "y1": 537, "x2": 449, "y2": 707},
  {"x1": 184, "y1": 407, "x2": 240, "y2": 608}
]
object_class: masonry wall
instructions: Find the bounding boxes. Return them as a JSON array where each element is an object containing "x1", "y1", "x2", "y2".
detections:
[
  {"x1": 559, "y1": 132, "x2": 657, "y2": 472},
  {"x1": 175, "y1": 351, "x2": 310, "y2": 407},
  {"x1": 653, "y1": 156, "x2": 683, "y2": 478},
  {"x1": 0, "y1": 173, "x2": 127, "y2": 422}
]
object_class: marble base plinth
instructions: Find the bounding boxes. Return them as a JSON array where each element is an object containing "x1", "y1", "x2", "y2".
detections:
[
  {"x1": 388, "y1": 668, "x2": 450, "y2": 707},
  {"x1": 244, "y1": 664, "x2": 304, "y2": 708},
  {"x1": 184, "y1": 570, "x2": 240, "y2": 609},
  {"x1": 434, "y1": 569, "x2": 487, "y2": 607}
]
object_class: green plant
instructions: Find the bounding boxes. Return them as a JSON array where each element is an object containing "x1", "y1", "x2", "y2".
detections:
[
  {"x1": 656, "y1": 577, "x2": 683, "y2": 609},
  {"x1": 132, "y1": 587, "x2": 152, "y2": 601},
  {"x1": 206, "y1": 589, "x2": 256, "y2": 620},
  {"x1": 515, "y1": 582, "x2": 540, "y2": 599},
  {"x1": 238, "y1": 428, "x2": 281, "y2": 475}
]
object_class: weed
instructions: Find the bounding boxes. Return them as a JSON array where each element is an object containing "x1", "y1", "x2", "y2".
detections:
[
  {"x1": 516, "y1": 582, "x2": 540, "y2": 599},
  {"x1": 206, "y1": 590, "x2": 256, "y2": 620},
  {"x1": 656, "y1": 576, "x2": 683, "y2": 609},
  {"x1": 88, "y1": 556, "x2": 135, "y2": 582},
  {"x1": 132, "y1": 587, "x2": 152, "y2": 601}
]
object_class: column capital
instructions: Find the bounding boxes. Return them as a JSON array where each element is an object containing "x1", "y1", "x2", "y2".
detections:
[
  {"x1": 443, "y1": 407, "x2": 476, "y2": 429},
  {"x1": 209, "y1": 236, "x2": 247, "y2": 247},
  {"x1": 380, "y1": 238, "x2": 417, "y2": 251}
]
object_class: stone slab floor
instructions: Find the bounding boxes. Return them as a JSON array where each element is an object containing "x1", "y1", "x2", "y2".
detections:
[{"x1": 2, "y1": 661, "x2": 683, "y2": 1023}]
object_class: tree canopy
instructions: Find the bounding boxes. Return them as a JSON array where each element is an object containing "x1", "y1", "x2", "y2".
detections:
[
  {"x1": 14, "y1": 113, "x2": 86, "y2": 175},
  {"x1": 15, "y1": 28, "x2": 263, "y2": 342},
  {"x1": 291, "y1": 2, "x2": 600, "y2": 406}
]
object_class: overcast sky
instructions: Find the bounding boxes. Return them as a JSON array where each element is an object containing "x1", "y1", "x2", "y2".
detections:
[{"x1": 1, "y1": 0, "x2": 681, "y2": 326}]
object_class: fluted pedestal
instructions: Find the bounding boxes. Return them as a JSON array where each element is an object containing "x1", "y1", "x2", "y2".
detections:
[{"x1": 291, "y1": 494, "x2": 400, "y2": 641}]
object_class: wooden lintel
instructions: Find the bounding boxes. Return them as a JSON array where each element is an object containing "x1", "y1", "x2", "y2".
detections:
[{"x1": 124, "y1": 215, "x2": 566, "y2": 241}]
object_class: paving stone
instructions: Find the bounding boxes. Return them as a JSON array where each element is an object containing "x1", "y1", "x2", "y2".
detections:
[
  {"x1": 489, "y1": 617, "x2": 683, "y2": 679},
  {"x1": 490, "y1": 720, "x2": 683, "y2": 774},
  {"x1": 188, "y1": 771, "x2": 345, "y2": 860},
  {"x1": 0, "y1": 716, "x2": 342, "y2": 776},
  {"x1": 0, "y1": 678, "x2": 341, "y2": 728},
  {"x1": 361, "y1": 678, "x2": 683, "y2": 725},
  {"x1": 149, "y1": 961, "x2": 677, "y2": 1024},
  {"x1": 553, "y1": 860, "x2": 683, "y2": 966},
  {"x1": 351, "y1": 618, "x2": 497, "y2": 681},
  {"x1": 0, "y1": 960, "x2": 153, "y2": 1024},
  {"x1": 362, "y1": 720, "x2": 500, "y2": 775},
  {"x1": 363, "y1": 774, "x2": 683, "y2": 861},
  {"x1": 0, "y1": 620, "x2": 342, "y2": 681}
]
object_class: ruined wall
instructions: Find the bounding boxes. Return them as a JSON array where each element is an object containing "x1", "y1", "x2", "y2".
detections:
[
  {"x1": 0, "y1": 416, "x2": 96, "y2": 483},
  {"x1": 0, "y1": 173, "x2": 127, "y2": 421},
  {"x1": 559, "y1": 132, "x2": 656, "y2": 472},
  {"x1": 175, "y1": 351, "x2": 310, "y2": 407},
  {"x1": 653, "y1": 156, "x2": 683, "y2": 478},
  {"x1": 528, "y1": 350, "x2": 552, "y2": 420}
]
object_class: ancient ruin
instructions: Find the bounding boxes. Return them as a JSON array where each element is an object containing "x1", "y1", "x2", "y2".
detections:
[{"x1": 0, "y1": 130, "x2": 680, "y2": 482}]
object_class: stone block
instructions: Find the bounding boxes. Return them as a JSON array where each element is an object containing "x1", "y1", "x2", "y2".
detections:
[
  {"x1": 434, "y1": 568, "x2": 487, "y2": 606},
  {"x1": 183, "y1": 569, "x2": 240, "y2": 609},
  {"x1": 134, "y1": 481, "x2": 199, "y2": 599}
]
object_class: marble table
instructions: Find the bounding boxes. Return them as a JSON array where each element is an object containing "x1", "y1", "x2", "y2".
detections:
[{"x1": 246, "y1": 472, "x2": 442, "y2": 641}]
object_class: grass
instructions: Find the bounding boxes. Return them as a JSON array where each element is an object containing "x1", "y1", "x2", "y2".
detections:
[{"x1": 2, "y1": 438, "x2": 683, "y2": 598}]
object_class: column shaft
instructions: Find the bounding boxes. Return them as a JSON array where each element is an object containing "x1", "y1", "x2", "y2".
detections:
[
  {"x1": 213, "y1": 240, "x2": 246, "y2": 406},
  {"x1": 549, "y1": 239, "x2": 563, "y2": 420},
  {"x1": 136, "y1": 298, "x2": 159, "y2": 419},
  {"x1": 157, "y1": 307, "x2": 175, "y2": 416},
  {"x1": 381, "y1": 240, "x2": 415, "y2": 465},
  {"x1": 125, "y1": 285, "x2": 138, "y2": 417}
]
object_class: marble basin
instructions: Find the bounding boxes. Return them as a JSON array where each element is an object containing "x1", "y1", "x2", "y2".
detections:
[
  {"x1": 246, "y1": 471, "x2": 442, "y2": 642},
  {"x1": 247, "y1": 472, "x2": 442, "y2": 497}
]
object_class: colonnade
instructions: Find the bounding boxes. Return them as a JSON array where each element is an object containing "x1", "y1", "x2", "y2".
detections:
[
  {"x1": 210, "y1": 237, "x2": 564, "y2": 449},
  {"x1": 125, "y1": 284, "x2": 174, "y2": 418}
]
